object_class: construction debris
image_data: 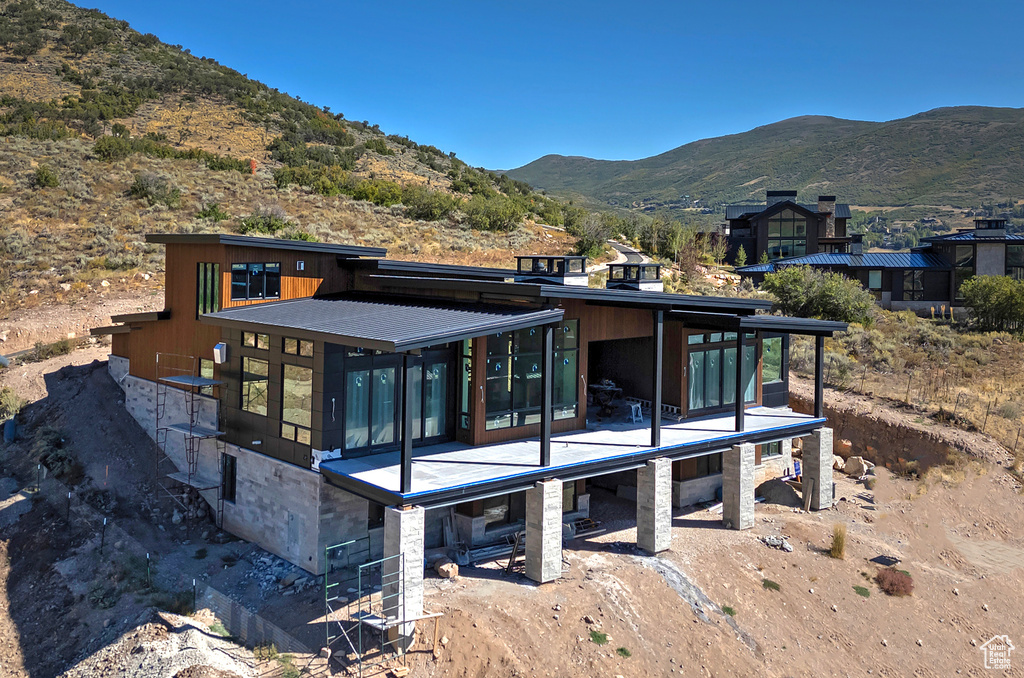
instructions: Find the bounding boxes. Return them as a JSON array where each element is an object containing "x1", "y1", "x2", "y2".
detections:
[{"x1": 761, "y1": 535, "x2": 794, "y2": 553}]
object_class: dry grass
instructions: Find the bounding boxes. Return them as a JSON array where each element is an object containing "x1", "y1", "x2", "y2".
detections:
[
  {"x1": 791, "y1": 312, "x2": 1024, "y2": 457},
  {"x1": 830, "y1": 523, "x2": 847, "y2": 559}
]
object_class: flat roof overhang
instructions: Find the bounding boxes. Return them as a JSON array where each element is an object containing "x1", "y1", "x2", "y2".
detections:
[
  {"x1": 669, "y1": 310, "x2": 848, "y2": 337},
  {"x1": 199, "y1": 294, "x2": 564, "y2": 352},
  {"x1": 319, "y1": 407, "x2": 827, "y2": 508},
  {"x1": 146, "y1": 233, "x2": 387, "y2": 258},
  {"x1": 360, "y1": 273, "x2": 773, "y2": 314}
]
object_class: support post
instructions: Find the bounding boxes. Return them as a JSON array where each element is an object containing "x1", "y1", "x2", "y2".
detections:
[
  {"x1": 540, "y1": 323, "x2": 553, "y2": 466},
  {"x1": 814, "y1": 335, "x2": 824, "y2": 418},
  {"x1": 637, "y1": 458, "x2": 672, "y2": 553},
  {"x1": 722, "y1": 443, "x2": 755, "y2": 530},
  {"x1": 525, "y1": 479, "x2": 563, "y2": 583},
  {"x1": 802, "y1": 427, "x2": 834, "y2": 510},
  {"x1": 384, "y1": 505, "x2": 424, "y2": 649},
  {"x1": 400, "y1": 355, "x2": 415, "y2": 494},
  {"x1": 735, "y1": 332, "x2": 745, "y2": 432},
  {"x1": 651, "y1": 310, "x2": 663, "y2": 447}
]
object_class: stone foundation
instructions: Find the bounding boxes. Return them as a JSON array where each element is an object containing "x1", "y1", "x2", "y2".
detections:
[
  {"x1": 525, "y1": 480, "x2": 563, "y2": 583},
  {"x1": 723, "y1": 443, "x2": 755, "y2": 530}
]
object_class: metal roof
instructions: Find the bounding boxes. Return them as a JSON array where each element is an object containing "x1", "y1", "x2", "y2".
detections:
[
  {"x1": 146, "y1": 233, "x2": 387, "y2": 258},
  {"x1": 200, "y1": 295, "x2": 564, "y2": 352},
  {"x1": 668, "y1": 310, "x2": 847, "y2": 336},
  {"x1": 920, "y1": 231, "x2": 1024, "y2": 242},
  {"x1": 364, "y1": 272, "x2": 773, "y2": 313},
  {"x1": 737, "y1": 252, "x2": 950, "y2": 274},
  {"x1": 371, "y1": 259, "x2": 516, "y2": 280},
  {"x1": 725, "y1": 203, "x2": 852, "y2": 220}
]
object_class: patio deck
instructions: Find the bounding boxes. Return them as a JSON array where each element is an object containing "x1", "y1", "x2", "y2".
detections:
[{"x1": 320, "y1": 406, "x2": 826, "y2": 507}]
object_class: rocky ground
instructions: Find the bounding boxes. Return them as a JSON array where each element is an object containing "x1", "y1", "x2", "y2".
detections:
[{"x1": 2, "y1": 346, "x2": 1023, "y2": 677}]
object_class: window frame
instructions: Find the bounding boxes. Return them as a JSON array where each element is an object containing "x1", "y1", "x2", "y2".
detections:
[
  {"x1": 903, "y1": 269, "x2": 925, "y2": 301},
  {"x1": 687, "y1": 333, "x2": 757, "y2": 414},
  {"x1": 281, "y1": 363, "x2": 313, "y2": 445},
  {"x1": 230, "y1": 262, "x2": 281, "y2": 301},
  {"x1": 240, "y1": 356, "x2": 270, "y2": 416},
  {"x1": 196, "y1": 262, "x2": 220, "y2": 318}
]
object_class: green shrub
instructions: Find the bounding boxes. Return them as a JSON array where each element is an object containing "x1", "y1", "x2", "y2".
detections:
[
  {"x1": 362, "y1": 137, "x2": 394, "y2": 156},
  {"x1": 589, "y1": 630, "x2": 609, "y2": 645},
  {"x1": 961, "y1": 275, "x2": 1024, "y2": 333},
  {"x1": 853, "y1": 585, "x2": 871, "y2": 598},
  {"x1": 0, "y1": 387, "x2": 26, "y2": 420},
  {"x1": 351, "y1": 179, "x2": 403, "y2": 207},
  {"x1": 762, "y1": 578, "x2": 781, "y2": 592},
  {"x1": 197, "y1": 202, "x2": 230, "y2": 222},
  {"x1": 402, "y1": 185, "x2": 459, "y2": 221},
  {"x1": 32, "y1": 426, "x2": 83, "y2": 485},
  {"x1": 761, "y1": 266, "x2": 876, "y2": 324},
  {"x1": 616, "y1": 647, "x2": 631, "y2": 657},
  {"x1": 239, "y1": 204, "x2": 290, "y2": 235},
  {"x1": 722, "y1": 605, "x2": 736, "y2": 617},
  {"x1": 32, "y1": 338, "x2": 74, "y2": 361},
  {"x1": 34, "y1": 165, "x2": 59, "y2": 188},
  {"x1": 128, "y1": 173, "x2": 181, "y2": 207},
  {"x1": 464, "y1": 193, "x2": 527, "y2": 232}
]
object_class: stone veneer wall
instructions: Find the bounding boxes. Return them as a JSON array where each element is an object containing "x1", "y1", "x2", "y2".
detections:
[{"x1": 113, "y1": 358, "x2": 371, "y2": 576}]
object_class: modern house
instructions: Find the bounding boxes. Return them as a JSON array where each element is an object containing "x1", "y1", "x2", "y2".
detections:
[
  {"x1": 723, "y1": 190, "x2": 853, "y2": 264},
  {"x1": 93, "y1": 233, "x2": 844, "y2": 633},
  {"x1": 737, "y1": 218, "x2": 1024, "y2": 311}
]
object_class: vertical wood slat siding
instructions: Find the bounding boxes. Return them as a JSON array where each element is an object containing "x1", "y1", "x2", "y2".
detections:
[{"x1": 117, "y1": 243, "x2": 350, "y2": 384}]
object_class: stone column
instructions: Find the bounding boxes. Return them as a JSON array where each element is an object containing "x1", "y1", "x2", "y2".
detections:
[
  {"x1": 637, "y1": 458, "x2": 672, "y2": 554},
  {"x1": 802, "y1": 427, "x2": 834, "y2": 510},
  {"x1": 722, "y1": 443, "x2": 755, "y2": 530},
  {"x1": 384, "y1": 505, "x2": 424, "y2": 648},
  {"x1": 526, "y1": 480, "x2": 563, "y2": 583}
]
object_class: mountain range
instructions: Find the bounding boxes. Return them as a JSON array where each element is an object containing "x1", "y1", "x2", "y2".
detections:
[{"x1": 507, "y1": 107, "x2": 1024, "y2": 210}]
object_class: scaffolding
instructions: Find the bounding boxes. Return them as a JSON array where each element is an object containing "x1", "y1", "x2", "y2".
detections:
[
  {"x1": 324, "y1": 537, "x2": 408, "y2": 677},
  {"x1": 154, "y1": 352, "x2": 226, "y2": 535}
]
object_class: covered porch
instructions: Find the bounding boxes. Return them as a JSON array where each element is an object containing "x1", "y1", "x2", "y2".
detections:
[{"x1": 319, "y1": 406, "x2": 825, "y2": 505}]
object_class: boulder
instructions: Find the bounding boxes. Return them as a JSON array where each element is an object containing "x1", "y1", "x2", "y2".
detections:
[
  {"x1": 833, "y1": 455, "x2": 845, "y2": 471},
  {"x1": 434, "y1": 557, "x2": 459, "y2": 579},
  {"x1": 837, "y1": 439, "x2": 854, "y2": 456},
  {"x1": 756, "y1": 478, "x2": 801, "y2": 507},
  {"x1": 844, "y1": 456, "x2": 875, "y2": 477}
]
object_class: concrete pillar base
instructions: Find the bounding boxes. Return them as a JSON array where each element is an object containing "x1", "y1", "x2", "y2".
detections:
[
  {"x1": 525, "y1": 479, "x2": 563, "y2": 583},
  {"x1": 637, "y1": 458, "x2": 672, "y2": 553},
  {"x1": 384, "y1": 505, "x2": 424, "y2": 649},
  {"x1": 723, "y1": 443, "x2": 755, "y2": 530},
  {"x1": 802, "y1": 427, "x2": 834, "y2": 510}
]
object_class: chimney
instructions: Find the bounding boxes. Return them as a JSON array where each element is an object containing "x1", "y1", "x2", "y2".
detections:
[
  {"x1": 766, "y1": 190, "x2": 797, "y2": 206},
  {"x1": 606, "y1": 263, "x2": 663, "y2": 291},
  {"x1": 514, "y1": 255, "x2": 589, "y2": 286},
  {"x1": 974, "y1": 218, "x2": 1006, "y2": 239},
  {"x1": 817, "y1": 196, "x2": 836, "y2": 238},
  {"x1": 850, "y1": 233, "x2": 863, "y2": 256}
]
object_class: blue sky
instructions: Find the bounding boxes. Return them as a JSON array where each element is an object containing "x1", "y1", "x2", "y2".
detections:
[{"x1": 87, "y1": 0, "x2": 1024, "y2": 169}]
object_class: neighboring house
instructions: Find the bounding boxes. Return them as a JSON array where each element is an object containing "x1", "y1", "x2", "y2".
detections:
[
  {"x1": 738, "y1": 218, "x2": 1024, "y2": 311},
  {"x1": 724, "y1": 190, "x2": 852, "y2": 264},
  {"x1": 93, "y1": 233, "x2": 844, "y2": 634}
]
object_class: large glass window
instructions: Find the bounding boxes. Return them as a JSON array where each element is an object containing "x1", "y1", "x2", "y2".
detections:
[
  {"x1": 281, "y1": 364, "x2": 312, "y2": 444},
  {"x1": 903, "y1": 270, "x2": 924, "y2": 301},
  {"x1": 459, "y1": 340, "x2": 472, "y2": 430},
  {"x1": 485, "y1": 321, "x2": 578, "y2": 430},
  {"x1": 954, "y1": 245, "x2": 974, "y2": 300},
  {"x1": 1007, "y1": 245, "x2": 1024, "y2": 280},
  {"x1": 345, "y1": 369, "x2": 370, "y2": 449},
  {"x1": 766, "y1": 209, "x2": 807, "y2": 260},
  {"x1": 687, "y1": 334, "x2": 756, "y2": 414},
  {"x1": 283, "y1": 337, "x2": 313, "y2": 357},
  {"x1": 196, "y1": 262, "x2": 220, "y2": 317},
  {"x1": 241, "y1": 357, "x2": 269, "y2": 416},
  {"x1": 867, "y1": 270, "x2": 882, "y2": 299},
  {"x1": 243, "y1": 332, "x2": 269, "y2": 350},
  {"x1": 231, "y1": 262, "x2": 281, "y2": 301},
  {"x1": 343, "y1": 349, "x2": 450, "y2": 453},
  {"x1": 763, "y1": 337, "x2": 783, "y2": 384}
]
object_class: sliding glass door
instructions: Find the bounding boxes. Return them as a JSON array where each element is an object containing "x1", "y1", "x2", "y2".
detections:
[
  {"x1": 343, "y1": 348, "x2": 452, "y2": 455},
  {"x1": 688, "y1": 333, "x2": 756, "y2": 415}
]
